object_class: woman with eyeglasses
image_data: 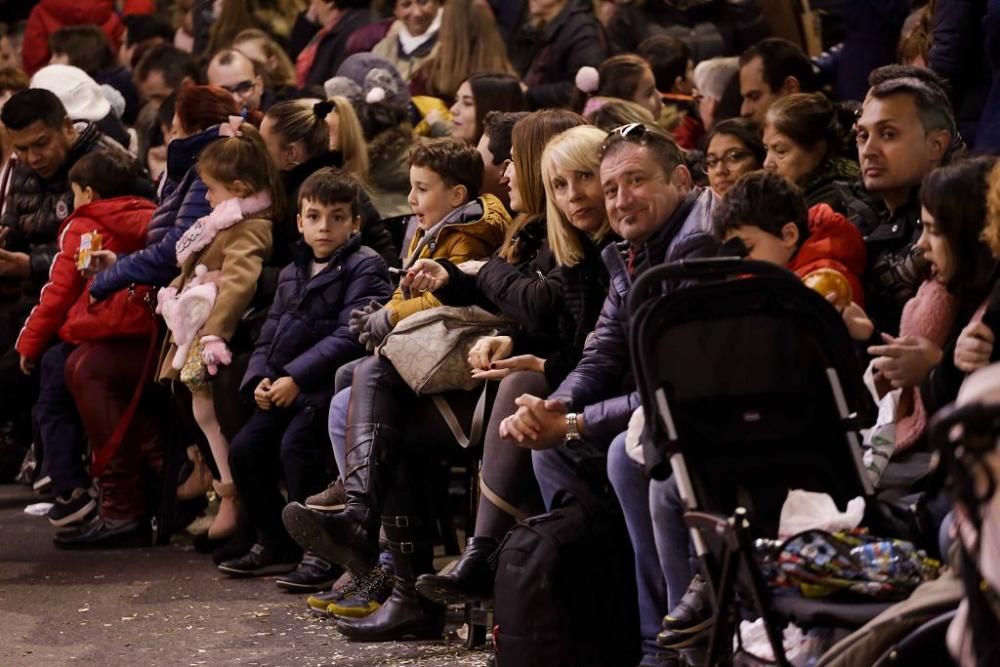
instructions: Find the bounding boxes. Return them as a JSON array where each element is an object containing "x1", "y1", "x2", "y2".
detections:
[
  {"x1": 701, "y1": 117, "x2": 765, "y2": 198},
  {"x1": 763, "y1": 92, "x2": 859, "y2": 211}
]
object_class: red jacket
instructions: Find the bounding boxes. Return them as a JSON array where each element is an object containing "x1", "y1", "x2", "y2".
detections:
[
  {"x1": 16, "y1": 196, "x2": 156, "y2": 360},
  {"x1": 22, "y1": 0, "x2": 125, "y2": 75},
  {"x1": 788, "y1": 203, "x2": 868, "y2": 307}
]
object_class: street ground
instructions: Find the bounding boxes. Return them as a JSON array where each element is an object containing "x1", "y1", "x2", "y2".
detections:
[{"x1": 0, "y1": 484, "x2": 491, "y2": 667}]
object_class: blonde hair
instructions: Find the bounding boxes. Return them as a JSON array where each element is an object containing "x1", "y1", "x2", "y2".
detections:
[
  {"x1": 542, "y1": 126, "x2": 610, "y2": 267},
  {"x1": 982, "y1": 162, "x2": 1000, "y2": 257},
  {"x1": 584, "y1": 97, "x2": 655, "y2": 132},
  {"x1": 234, "y1": 28, "x2": 297, "y2": 89},
  {"x1": 328, "y1": 95, "x2": 370, "y2": 186}
]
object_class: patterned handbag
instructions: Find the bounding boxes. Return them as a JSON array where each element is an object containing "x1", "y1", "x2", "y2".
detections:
[{"x1": 377, "y1": 305, "x2": 508, "y2": 395}]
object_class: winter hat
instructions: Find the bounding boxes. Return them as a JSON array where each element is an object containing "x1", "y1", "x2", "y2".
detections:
[
  {"x1": 31, "y1": 65, "x2": 110, "y2": 122},
  {"x1": 335, "y1": 53, "x2": 410, "y2": 110},
  {"x1": 323, "y1": 76, "x2": 364, "y2": 111}
]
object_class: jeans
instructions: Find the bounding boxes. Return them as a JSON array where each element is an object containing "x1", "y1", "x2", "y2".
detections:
[
  {"x1": 328, "y1": 387, "x2": 351, "y2": 475},
  {"x1": 34, "y1": 342, "x2": 87, "y2": 496},
  {"x1": 531, "y1": 437, "x2": 609, "y2": 511},
  {"x1": 230, "y1": 403, "x2": 329, "y2": 549}
]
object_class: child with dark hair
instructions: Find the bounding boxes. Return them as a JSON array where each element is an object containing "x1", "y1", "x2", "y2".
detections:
[
  {"x1": 637, "y1": 35, "x2": 704, "y2": 149},
  {"x1": 221, "y1": 168, "x2": 393, "y2": 579},
  {"x1": 713, "y1": 170, "x2": 871, "y2": 338},
  {"x1": 16, "y1": 150, "x2": 156, "y2": 536}
]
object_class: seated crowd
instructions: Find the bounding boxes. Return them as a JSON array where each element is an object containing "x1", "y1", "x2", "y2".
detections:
[{"x1": 2, "y1": 0, "x2": 1000, "y2": 665}]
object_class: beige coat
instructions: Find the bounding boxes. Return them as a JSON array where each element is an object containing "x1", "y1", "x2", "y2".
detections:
[{"x1": 157, "y1": 214, "x2": 273, "y2": 384}]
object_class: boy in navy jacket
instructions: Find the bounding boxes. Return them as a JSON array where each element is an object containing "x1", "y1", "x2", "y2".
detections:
[{"x1": 222, "y1": 168, "x2": 393, "y2": 582}]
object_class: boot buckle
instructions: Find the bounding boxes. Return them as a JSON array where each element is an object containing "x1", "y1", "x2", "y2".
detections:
[{"x1": 398, "y1": 541, "x2": 415, "y2": 554}]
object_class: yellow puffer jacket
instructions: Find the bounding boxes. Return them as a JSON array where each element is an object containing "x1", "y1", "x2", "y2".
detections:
[{"x1": 385, "y1": 193, "x2": 511, "y2": 322}]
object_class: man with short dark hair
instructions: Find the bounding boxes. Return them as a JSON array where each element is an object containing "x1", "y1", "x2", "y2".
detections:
[
  {"x1": 206, "y1": 48, "x2": 271, "y2": 113},
  {"x1": 133, "y1": 43, "x2": 198, "y2": 106},
  {"x1": 842, "y1": 65, "x2": 958, "y2": 334},
  {"x1": 738, "y1": 37, "x2": 818, "y2": 123},
  {"x1": 476, "y1": 110, "x2": 528, "y2": 212},
  {"x1": 500, "y1": 125, "x2": 718, "y2": 665}
]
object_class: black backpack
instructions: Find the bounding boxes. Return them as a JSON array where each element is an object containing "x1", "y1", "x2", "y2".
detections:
[{"x1": 492, "y1": 490, "x2": 640, "y2": 667}]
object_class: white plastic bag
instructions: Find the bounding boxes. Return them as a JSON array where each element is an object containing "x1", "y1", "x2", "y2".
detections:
[{"x1": 778, "y1": 489, "x2": 865, "y2": 539}]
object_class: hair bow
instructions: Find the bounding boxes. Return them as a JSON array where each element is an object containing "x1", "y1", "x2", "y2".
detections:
[{"x1": 218, "y1": 115, "x2": 244, "y2": 138}]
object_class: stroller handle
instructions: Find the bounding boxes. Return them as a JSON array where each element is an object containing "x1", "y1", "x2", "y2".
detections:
[{"x1": 628, "y1": 257, "x2": 798, "y2": 315}]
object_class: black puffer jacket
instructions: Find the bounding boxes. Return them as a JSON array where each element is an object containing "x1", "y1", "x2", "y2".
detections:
[
  {"x1": 510, "y1": 2, "x2": 608, "y2": 109},
  {"x1": 433, "y1": 217, "x2": 612, "y2": 388},
  {"x1": 0, "y1": 122, "x2": 146, "y2": 292}
]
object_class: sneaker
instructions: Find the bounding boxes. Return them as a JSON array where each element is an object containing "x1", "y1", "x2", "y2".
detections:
[
  {"x1": 306, "y1": 570, "x2": 358, "y2": 613},
  {"x1": 326, "y1": 565, "x2": 394, "y2": 618},
  {"x1": 217, "y1": 543, "x2": 299, "y2": 577},
  {"x1": 305, "y1": 478, "x2": 346, "y2": 512},
  {"x1": 661, "y1": 574, "x2": 713, "y2": 633},
  {"x1": 47, "y1": 487, "x2": 97, "y2": 527},
  {"x1": 275, "y1": 553, "x2": 341, "y2": 592}
]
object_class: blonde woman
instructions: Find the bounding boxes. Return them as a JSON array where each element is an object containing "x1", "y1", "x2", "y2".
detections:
[
  {"x1": 325, "y1": 95, "x2": 370, "y2": 186},
  {"x1": 404, "y1": 122, "x2": 617, "y2": 607}
]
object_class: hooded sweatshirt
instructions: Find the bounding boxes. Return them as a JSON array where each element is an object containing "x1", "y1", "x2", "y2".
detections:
[
  {"x1": 788, "y1": 203, "x2": 868, "y2": 307},
  {"x1": 16, "y1": 196, "x2": 155, "y2": 359}
]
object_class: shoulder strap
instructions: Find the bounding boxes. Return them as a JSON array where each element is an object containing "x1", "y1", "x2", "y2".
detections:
[{"x1": 431, "y1": 382, "x2": 489, "y2": 449}]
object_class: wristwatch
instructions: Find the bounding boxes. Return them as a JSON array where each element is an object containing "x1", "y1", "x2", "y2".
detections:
[{"x1": 564, "y1": 412, "x2": 581, "y2": 442}]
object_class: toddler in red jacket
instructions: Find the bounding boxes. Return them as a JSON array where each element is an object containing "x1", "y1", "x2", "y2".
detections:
[
  {"x1": 712, "y1": 170, "x2": 874, "y2": 341},
  {"x1": 16, "y1": 150, "x2": 155, "y2": 534}
]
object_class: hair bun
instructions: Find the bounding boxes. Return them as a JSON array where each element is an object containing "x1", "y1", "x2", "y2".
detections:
[
  {"x1": 575, "y1": 66, "x2": 600, "y2": 94},
  {"x1": 313, "y1": 99, "x2": 336, "y2": 118}
]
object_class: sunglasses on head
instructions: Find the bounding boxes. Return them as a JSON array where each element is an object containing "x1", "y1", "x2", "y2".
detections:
[{"x1": 600, "y1": 123, "x2": 651, "y2": 157}]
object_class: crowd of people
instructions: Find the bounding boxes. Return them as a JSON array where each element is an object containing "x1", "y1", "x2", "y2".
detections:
[{"x1": 1, "y1": 0, "x2": 1000, "y2": 665}]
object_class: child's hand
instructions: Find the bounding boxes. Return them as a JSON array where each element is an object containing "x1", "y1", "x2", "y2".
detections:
[
  {"x1": 401, "y1": 259, "x2": 449, "y2": 294},
  {"x1": 269, "y1": 377, "x2": 300, "y2": 408},
  {"x1": 18, "y1": 354, "x2": 34, "y2": 376},
  {"x1": 80, "y1": 250, "x2": 117, "y2": 277},
  {"x1": 838, "y1": 300, "x2": 874, "y2": 341},
  {"x1": 467, "y1": 335, "x2": 513, "y2": 371},
  {"x1": 254, "y1": 378, "x2": 273, "y2": 410},
  {"x1": 955, "y1": 321, "x2": 995, "y2": 373},
  {"x1": 349, "y1": 301, "x2": 394, "y2": 352},
  {"x1": 868, "y1": 333, "x2": 943, "y2": 389}
]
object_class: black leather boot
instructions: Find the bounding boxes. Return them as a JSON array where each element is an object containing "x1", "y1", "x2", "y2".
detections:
[
  {"x1": 282, "y1": 422, "x2": 398, "y2": 573},
  {"x1": 415, "y1": 536, "x2": 498, "y2": 605},
  {"x1": 334, "y1": 514, "x2": 445, "y2": 641}
]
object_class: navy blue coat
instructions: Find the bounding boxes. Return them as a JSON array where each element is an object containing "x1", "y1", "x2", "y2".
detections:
[
  {"x1": 242, "y1": 234, "x2": 393, "y2": 405},
  {"x1": 90, "y1": 126, "x2": 220, "y2": 300},
  {"x1": 547, "y1": 188, "x2": 718, "y2": 445}
]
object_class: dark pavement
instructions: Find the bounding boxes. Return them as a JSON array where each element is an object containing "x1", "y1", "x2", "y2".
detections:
[{"x1": 0, "y1": 485, "x2": 490, "y2": 667}]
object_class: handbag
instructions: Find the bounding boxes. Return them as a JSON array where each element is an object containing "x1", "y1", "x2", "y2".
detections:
[
  {"x1": 378, "y1": 305, "x2": 508, "y2": 449},
  {"x1": 377, "y1": 305, "x2": 508, "y2": 395}
]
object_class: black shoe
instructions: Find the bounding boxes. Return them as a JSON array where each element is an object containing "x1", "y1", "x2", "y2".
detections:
[
  {"x1": 282, "y1": 502, "x2": 378, "y2": 574},
  {"x1": 334, "y1": 572, "x2": 445, "y2": 641},
  {"x1": 661, "y1": 574, "x2": 713, "y2": 633},
  {"x1": 217, "y1": 543, "x2": 299, "y2": 577},
  {"x1": 415, "y1": 536, "x2": 498, "y2": 604},
  {"x1": 48, "y1": 487, "x2": 97, "y2": 527},
  {"x1": 275, "y1": 553, "x2": 342, "y2": 592},
  {"x1": 54, "y1": 516, "x2": 143, "y2": 549}
]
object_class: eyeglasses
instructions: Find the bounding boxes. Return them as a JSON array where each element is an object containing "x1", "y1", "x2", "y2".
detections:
[
  {"x1": 221, "y1": 80, "x2": 255, "y2": 97},
  {"x1": 702, "y1": 150, "x2": 754, "y2": 173}
]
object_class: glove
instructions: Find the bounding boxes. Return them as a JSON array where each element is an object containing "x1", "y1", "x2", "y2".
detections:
[
  {"x1": 348, "y1": 299, "x2": 380, "y2": 338},
  {"x1": 361, "y1": 307, "x2": 394, "y2": 351},
  {"x1": 201, "y1": 336, "x2": 232, "y2": 376}
]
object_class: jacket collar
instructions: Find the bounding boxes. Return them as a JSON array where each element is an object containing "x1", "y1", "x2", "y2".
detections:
[
  {"x1": 166, "y1": 125, "x2": 223, "y2": 183},
  {"x1": 292, "y1": 232, "x2": 363, "y2": 277},
  {"x1": 634, "y1": 187, "x2": 702, "y2": 271}
]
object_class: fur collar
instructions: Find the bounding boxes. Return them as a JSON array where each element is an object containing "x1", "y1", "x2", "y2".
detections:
[{"x1": 175, "y1": 191, "x2": 271, "y2": 265}]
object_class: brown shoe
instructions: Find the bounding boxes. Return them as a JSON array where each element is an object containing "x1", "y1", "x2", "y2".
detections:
[{"x1": 305, "y1": 478, "x2": 346, "y2": 512}]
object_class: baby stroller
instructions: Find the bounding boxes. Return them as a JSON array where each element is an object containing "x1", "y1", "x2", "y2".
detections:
[{"x1": 628, "y1": 257, "x2": 900, "y2": 665}]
